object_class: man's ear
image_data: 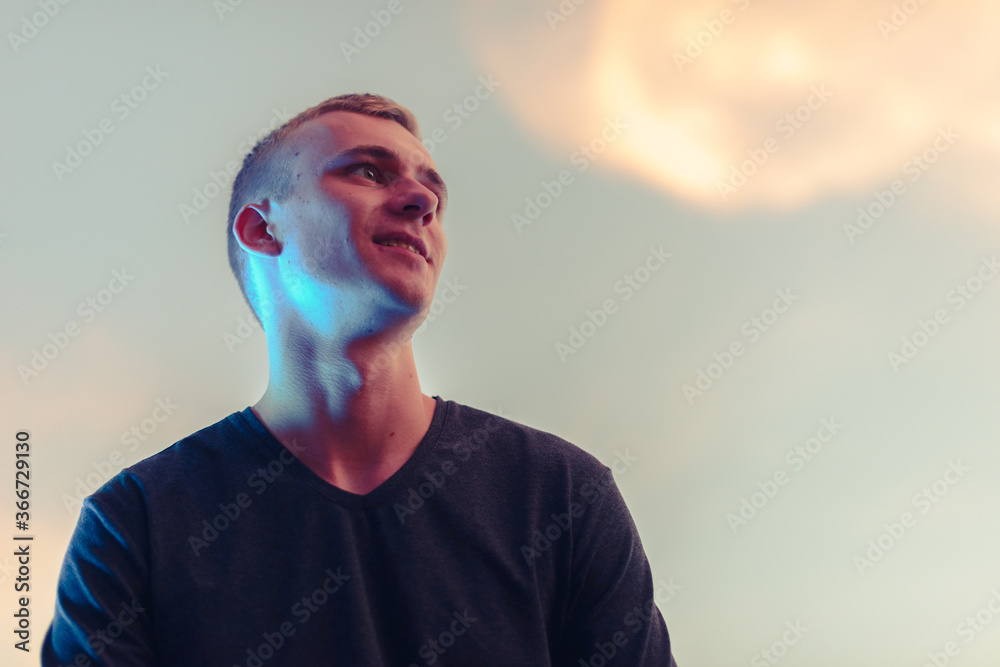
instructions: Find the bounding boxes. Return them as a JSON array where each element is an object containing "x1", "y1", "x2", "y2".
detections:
[{"x1": 234, "y1": 203, "x2": 282, "y2": 257}]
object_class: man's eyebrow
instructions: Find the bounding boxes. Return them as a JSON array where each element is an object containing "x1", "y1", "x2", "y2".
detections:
[{"x1": 328, "y1": 144, "x2": 448, "y2": 207}]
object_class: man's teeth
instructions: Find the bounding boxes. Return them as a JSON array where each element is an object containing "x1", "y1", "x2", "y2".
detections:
[{"x1": 378, "y1": 239, "x2": 420, "y2": 254}]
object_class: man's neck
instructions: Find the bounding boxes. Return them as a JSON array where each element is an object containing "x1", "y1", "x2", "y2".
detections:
[{"x1": 250, "y1": 322, "x2": 436, "y2": 496}]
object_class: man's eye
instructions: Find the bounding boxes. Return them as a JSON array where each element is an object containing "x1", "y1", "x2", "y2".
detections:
[{"x1": 350, "y1": 164, "x2": 382, "y2": 182}]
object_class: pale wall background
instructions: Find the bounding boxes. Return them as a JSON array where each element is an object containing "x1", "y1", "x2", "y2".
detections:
[{"x1": 2, "y1": 1, "x2": 1000, "y2": 665}]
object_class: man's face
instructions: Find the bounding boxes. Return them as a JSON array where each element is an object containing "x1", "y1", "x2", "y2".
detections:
[{"x1": 266, "y1": 110, "x2": 448, "y2": 326}]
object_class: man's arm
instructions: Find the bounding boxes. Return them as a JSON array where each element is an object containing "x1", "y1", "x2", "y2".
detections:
[
  {"x1": 558, "y1": 467, "x2": 677, "y2": 666},
  {"x1": 43, "y1": 475, "x2": 157, "y2": 666}
]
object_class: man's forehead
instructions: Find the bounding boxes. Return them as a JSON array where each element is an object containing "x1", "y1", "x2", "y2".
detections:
[{"x1": 289, "y1": 111, "x2": 432, "y2": 167}]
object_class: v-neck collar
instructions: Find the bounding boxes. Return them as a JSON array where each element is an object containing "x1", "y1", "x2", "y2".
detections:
[{"x1": 233, "y1": 395, "x2": 449, "y2": 511}]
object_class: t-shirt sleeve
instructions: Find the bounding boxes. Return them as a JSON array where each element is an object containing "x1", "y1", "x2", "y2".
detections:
[
  {"x1": 42, "y1": 474, "x2": 157, "y2": 666},
  {"x1": 558, "y1": 467, "x2": 677, "y2": 666}
]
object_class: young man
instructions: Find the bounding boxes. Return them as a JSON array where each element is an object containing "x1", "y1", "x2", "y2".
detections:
[{"x1": 43, "y1": 94, "x2": 678, "y2": 666}]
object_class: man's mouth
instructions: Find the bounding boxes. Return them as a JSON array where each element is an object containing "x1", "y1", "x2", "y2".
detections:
[
  {"x1": 375, "y1": 239, "x2": 421, "y2": 255},
  {"x1": 372, "y1": 232, "x2": 428, "y2": 260}
]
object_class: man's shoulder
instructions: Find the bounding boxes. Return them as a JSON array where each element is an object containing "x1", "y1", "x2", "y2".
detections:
[
  {"x1": 440, "y1": 398, "x2": 610, "y2": 479},
  {"x1": 132, "y1": 407, "x2": 252, "y2": 471},
  {"x1": 90, "y1": 408, "x2": 254, "y2": 506}
]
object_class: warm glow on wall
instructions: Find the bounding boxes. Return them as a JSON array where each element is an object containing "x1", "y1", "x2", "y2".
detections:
[{"x1": 462, "y1": 0, "x2": 1000, "y2": 213}]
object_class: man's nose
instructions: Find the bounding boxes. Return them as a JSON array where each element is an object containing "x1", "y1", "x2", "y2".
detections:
[{"x1": 390, "y1": 178, "x2": 439, "y2": 222}]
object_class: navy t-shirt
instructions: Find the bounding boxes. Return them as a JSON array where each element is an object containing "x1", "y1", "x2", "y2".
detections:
[{"x1": 43, "y1": 396, "x2": 676, "y2": 666}]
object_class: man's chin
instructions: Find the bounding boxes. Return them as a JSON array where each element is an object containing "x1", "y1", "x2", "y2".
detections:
[{"x1": 382, "y1": 289, "x2": 434, "y2": 323}]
